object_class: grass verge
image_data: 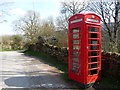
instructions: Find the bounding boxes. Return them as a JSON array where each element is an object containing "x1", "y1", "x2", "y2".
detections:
[
  {"x1": 0, "y1": 49, "x2": 25, "y2": 51},
  {"x1": 0, "y1": 49, "x2": 17, "y2": 51}
]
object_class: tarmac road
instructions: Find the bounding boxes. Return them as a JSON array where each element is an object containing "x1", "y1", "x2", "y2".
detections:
[{"x1": 0, "y1": 51, "x2": 77, "y2": 89}]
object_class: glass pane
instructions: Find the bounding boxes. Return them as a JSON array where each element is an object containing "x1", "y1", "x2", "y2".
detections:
[
  {"x1": 73, "y1": 45, "x2": 80, "y2": 50},
  {"x1": 72, "y1": 68, "x2": 79, "y2": 73},
  {"x1": 90, "y1": 45, "x2": 99, "y2": 50},
  {"x1": 89, "y1": 27, "x2": 98, "y2": 32},
  {"x1": 89, "y1": 33, "x2": 98, "y2": 38},
  {"x1": 89, "y1": 63, "x2": 98, "y2": 69},
  {"x1": 89, "y1": 40, "x2": 98, "y2": 44},
  {"x1": 89, "y1": 69, "x2": 98, "y2": 75},
  {"x1": 89, "y1": 52, "x2": 98, "y2": 56},
  {"x1": 72, "y1": 28, "x2": 79, "y2": 33},
  {"x1": 73, "y1": 63, "x2": 79, "y2": 68},
  {"x1": 73, "y1": 40, "x2": 80, "y2": 44},
  {"x1": 91, "y1": 57, "x2": 98, "y2": 62},
  {"x1": 72, "y1": 51, "x2": 79, "y2": 56},
  {"x1": 91, "y1": 63, "x2": 98, "y2": 68},
  {"x1": 73, "y1": 34, "x2": 80, "y2": 39},
  {"x1": 72, "y1": 57, "x2": 79, "y2": 62}
]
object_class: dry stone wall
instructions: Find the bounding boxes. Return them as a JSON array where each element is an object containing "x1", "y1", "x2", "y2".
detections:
[{"x1": 102, "y1": 51, "x2": 120, "y2": 79}]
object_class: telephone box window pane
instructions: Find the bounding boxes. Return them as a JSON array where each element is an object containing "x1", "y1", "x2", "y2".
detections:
[
  {"x1": 89, "y1": 52, "x2": 98, "y2": 56},
  {"x1": 72, "y1": 51, "x2": 79, "y2": 56},
  {"x1": 89, "y1": 63, "x2": 98, "y2": 69},
  {"x1": 72, "y1": 57, "x2": 79, "y2": 62},
  {"x1": 72, "y1": 28, "x2": 79, "y2": 33},
  {"x1": 72, "y1": 68, "x2": 79, "y2": 74},
  {"x1": 73, "y1": 40, "x2": 80, "y2": 44},
  {"x1": 90, "y1": 45, "x2": 99, "y2": 50},
  {"x1": 90, "y1": 33, "x2": 98, "y2": 38},
  {"x1": 89, "y1": 40, "x2": 98, "y2": 44},
  {"x1": 73, "y1": 34, "x2": 80, "y2": 39},
  {"x1": 91, "y1": 57, "x2": 98, "y2": 62},
  {"x1": 73, "y1": 63, "x2": 79, "y2": 68},
  {"x1": 89, "y1": 27, "x2": 98, "y2": 32},
  {"x1": 89, "y1": 69, "x2": 98, "y2": 75},
  {"x1": 73, "y1": 45, "x2": 80, "y2": 50},
  {"x1": 91, "y1": 63, "x2": 98, "y2": 68}
]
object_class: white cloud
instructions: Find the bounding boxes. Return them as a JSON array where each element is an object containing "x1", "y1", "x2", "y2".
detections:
[
  {"x1": 51, "y1": 12, "x2": 60, "y2": 17},
  {"x1": 10, "y1": 8, "x2": 26, "y2": 16}
]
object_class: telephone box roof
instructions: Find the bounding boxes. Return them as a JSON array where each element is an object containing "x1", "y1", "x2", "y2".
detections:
[{"x1": 68, "y1": 13, "x2": 101, "y2": 21}]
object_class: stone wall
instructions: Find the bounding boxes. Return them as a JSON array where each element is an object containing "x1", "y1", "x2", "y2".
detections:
[
  {"x1": 28, "y1": 36, "x2": 120, "y2": 79},
  {"x1": 27, "y1": 36, "x2": 68, "y2": 63},
  {"x1": 102, "y1": 51, "x2": 120, "y2": 78}
]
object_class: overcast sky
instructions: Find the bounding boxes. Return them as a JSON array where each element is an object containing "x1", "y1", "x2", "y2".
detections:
[{"x1": 0, "y1": 0, "x2": 61, "y2": 35}]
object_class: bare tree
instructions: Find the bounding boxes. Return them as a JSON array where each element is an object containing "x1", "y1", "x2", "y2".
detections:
[
  {"x1": 56, "y1": 0, "x2": 88, "y2": 30},
  {"x1": 88, "y1": 0, "x2": 120, "y2": 52},
  {"x1": 40, "y1": 20, "x2": 56, "y2": 38},
  {"x1": 13, "y1": 11, "x2": 56, "y2": 45},
  {"x1": 61, "y1": 0, "x2": 87, "y2": 16},
  {"x1": 13, "y1": 11, "x2": 41, "y2": 44}
]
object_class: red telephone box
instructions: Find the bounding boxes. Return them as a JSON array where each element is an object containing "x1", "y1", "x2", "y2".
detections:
[{"x1": 68, "y1": 13, "x2": 101, "y2": 86}]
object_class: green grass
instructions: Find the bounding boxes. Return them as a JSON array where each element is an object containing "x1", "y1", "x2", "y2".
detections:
[
  {"x1": 23, "y1": 50, "x2": 120, "y2": 89},
  {"x1": 0, "y1": 49, "x2": 25, "y2": 51},
  {"x1": 0, "y1": 49, "x2": 16, "y2": 51}
]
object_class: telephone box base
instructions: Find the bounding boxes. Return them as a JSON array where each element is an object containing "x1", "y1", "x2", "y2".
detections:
[{"x1": 68, "y1": 79, "x2": 95, "y2": 89}]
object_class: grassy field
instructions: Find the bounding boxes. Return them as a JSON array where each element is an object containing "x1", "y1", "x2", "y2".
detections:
[
  {"x1": 0, "y1": 49, "x2": 25, "y2": 51},
  {"x1": 0, "y1": 49, "x2": 16, "y2": 51},
  {"x1": 23, "y1": 50, "x2": 120, "y2": 89}
]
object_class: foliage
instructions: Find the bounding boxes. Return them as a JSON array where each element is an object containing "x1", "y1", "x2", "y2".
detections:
[
  {"x1": 12, "y1": 0, "x2": 120, "y2": 53},
  {"x1": 54, "y1": 30, "x2": 68, "y2": 47},
  {"x1": 10, "y1": 35, "x2": 23, "y2": 50},
  {"x1": 13, "y1": 11, "x2": 56, "y2": 45},
  {"x1": 13, "y1": 11, "x2": 41, "y2": 44},
  {"x1": 0, "y1": 35, "x2": 12, "y2": 49},
  {"x1": 0, "y1": 35, "x2": 24, "y2": 50},
  {"x1": 39, "y1": 20, "x2": 56, "y2": 38}
]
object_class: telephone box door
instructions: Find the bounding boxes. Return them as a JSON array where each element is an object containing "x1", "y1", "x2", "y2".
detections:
[{"x1": 87, "y1": 24, "x2": 101, "y2": 83}]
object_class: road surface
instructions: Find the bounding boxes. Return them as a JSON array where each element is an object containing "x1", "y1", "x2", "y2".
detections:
[{"x1": 0, "y1": 51, "x2": 77, "y2": 89}]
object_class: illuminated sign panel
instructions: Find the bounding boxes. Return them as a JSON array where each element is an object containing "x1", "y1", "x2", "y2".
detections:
[
  {"x1": 87, "y1": 18, "x2": 99, "y2": 22},
  {"x1": 70, "y1": 19, "x2": 83, "y2": 23}
]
